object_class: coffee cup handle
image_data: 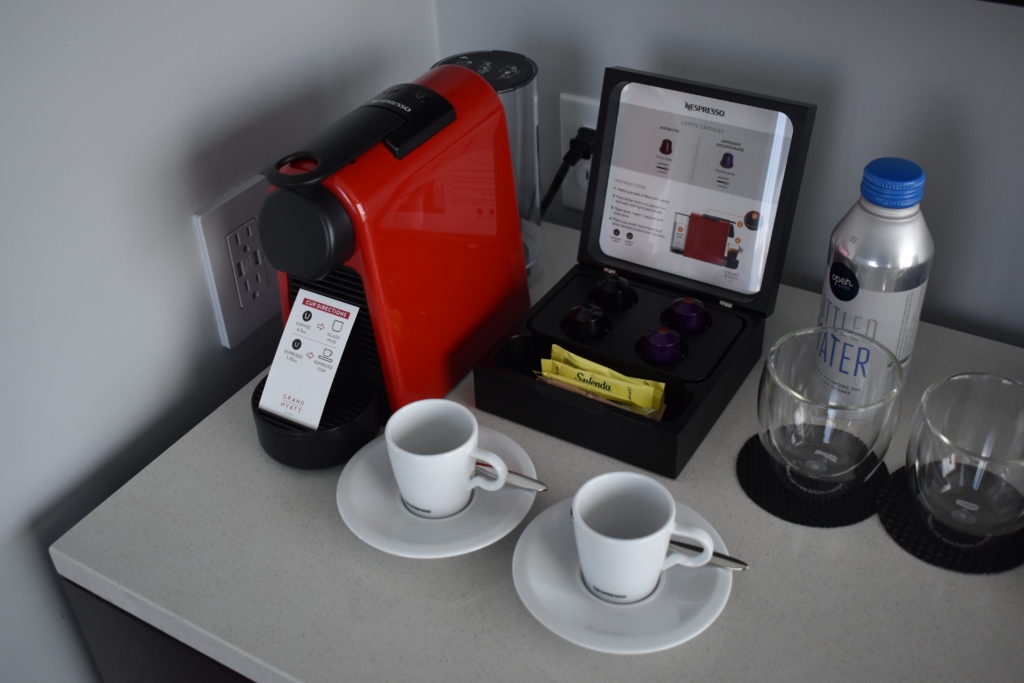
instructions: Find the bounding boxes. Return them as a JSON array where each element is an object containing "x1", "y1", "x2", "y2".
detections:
[
  {"x1": 468, "y1": 449, "x2": 508, "y2": 491},
  {"x1": 663, "y1": 524, "x2": 714, "y2": 569}
]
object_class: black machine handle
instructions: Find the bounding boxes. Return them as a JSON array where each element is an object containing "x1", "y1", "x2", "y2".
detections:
[
  {"x1": 263, "y1": 82, "x2": 455, "y2": 188},
  {"x1": 257, "y1": 81, "x2": 455, "y2": 281}
]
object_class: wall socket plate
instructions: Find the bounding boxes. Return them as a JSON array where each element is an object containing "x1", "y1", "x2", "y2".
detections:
[
  {"x1": 194, "y1": 175, "x2": 280, "y2": 348},
  {"x1": 559, "y1": 93, "x2": 600, "y2": 212}
]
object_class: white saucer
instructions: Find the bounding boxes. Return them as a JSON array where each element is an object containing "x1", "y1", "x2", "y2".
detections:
[
  {"x1": 336, "y1": 427, "x2": 537, "y2": 559},
  {"x1": 512, "y1": 498, "x2": 732, "y2": 654}
]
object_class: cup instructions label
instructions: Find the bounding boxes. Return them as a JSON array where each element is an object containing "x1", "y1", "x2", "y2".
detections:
[{"x1": 258, "y1": 288, "x2": 360, "y2": 429}]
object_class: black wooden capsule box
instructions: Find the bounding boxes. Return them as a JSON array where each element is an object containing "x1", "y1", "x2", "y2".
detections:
[{"x1": 474, "y1": 68, "x2": 815, "y2": 478}]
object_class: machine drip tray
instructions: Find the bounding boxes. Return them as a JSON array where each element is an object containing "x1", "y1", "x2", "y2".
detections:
[{"x1": 251, "y1": 375, "x2": 385, "y2": 470}]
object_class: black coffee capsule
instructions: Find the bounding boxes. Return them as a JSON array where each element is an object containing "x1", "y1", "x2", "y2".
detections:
[
  {"x1": 589, "y1": 272, "x2": 638, "y2": 312},
  {"x1": 744, "y1": 210, "x2": 760, "y2": 230},
  {"x1": 562, "y1": 302, "x2": 611, "y2": 340}
]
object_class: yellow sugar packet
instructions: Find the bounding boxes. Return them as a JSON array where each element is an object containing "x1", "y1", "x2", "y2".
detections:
[
  {"x1": 538, "y1": 358, "x2": 656, "y2": 409},
  {"x1": 535, "y1": 374, "x2": 665, "y2": 419},
  {"x1": 550, "y1": 344, "x2": 666, "y2": 408}
]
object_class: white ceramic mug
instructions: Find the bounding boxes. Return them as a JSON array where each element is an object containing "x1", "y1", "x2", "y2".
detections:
[
  {"x1": 572, "y1": 471, "x2": 714, "y2": 604},
  {"x1": 385, "y1": 399, "x2": 508, "y2": 519}
]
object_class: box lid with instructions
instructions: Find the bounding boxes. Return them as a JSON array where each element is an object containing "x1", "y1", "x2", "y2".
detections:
[{"x1": 579, "y1": 67, "x2": 815, "y2": 317}]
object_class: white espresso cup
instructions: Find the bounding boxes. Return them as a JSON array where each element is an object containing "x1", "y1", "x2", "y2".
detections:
[
  {"x1": 572, "y1": 471, "x2": 714, "y2": 604},
  {"x1": 385, "y1": 399, "x2": 509, "y2": 519}
]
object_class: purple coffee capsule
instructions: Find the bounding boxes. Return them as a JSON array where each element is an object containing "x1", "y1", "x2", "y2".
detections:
[
  {"x1": 661, "y1": 296, "x2": 709, "y2": 334},
  {"x1": 637, "y1": 326, "x2": 683, "y2": 365}
]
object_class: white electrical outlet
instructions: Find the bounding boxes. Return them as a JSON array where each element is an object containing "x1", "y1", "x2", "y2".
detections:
[
  {"x1": 559, "y1": 93, "x2": 600, "y2": 212},
  {"x1": 194, "y1": 175, "x2": 280, "y2": 348},
  {"x1": 225, "y1": 218, "x2": 269, "y2": 310}
]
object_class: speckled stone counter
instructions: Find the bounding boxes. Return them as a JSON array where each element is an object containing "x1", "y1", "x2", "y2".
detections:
[{"x1": 52, "y1": 223, "x2": 1024, "y2": 683}]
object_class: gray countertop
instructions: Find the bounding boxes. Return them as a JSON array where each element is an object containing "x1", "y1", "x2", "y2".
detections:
[{"x1": 52, "y1": 224, "x2": 1024, "y2": 683}]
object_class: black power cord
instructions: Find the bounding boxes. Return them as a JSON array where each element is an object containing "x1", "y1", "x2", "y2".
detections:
[{"x1": 540, "y1": 126, "x2": 597, "y2": 218}]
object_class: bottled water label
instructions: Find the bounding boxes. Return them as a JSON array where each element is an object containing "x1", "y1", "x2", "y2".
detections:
[
  {"x1": 812, "y1": 327, "x2": 876, "y2": 398},
  {"x1": 818, "y1": 261, "x2": 927, "y2": 365}
]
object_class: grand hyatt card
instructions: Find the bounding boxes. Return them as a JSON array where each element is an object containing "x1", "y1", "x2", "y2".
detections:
[{"x1": 258, "y1": 289, "x2": 359, "y2": 429}]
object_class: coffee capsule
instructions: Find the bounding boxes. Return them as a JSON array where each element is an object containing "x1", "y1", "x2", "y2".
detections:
[
  {"x1": 589, "y1": 272, "x2": 637, "y2": 312},
  {"x1": 562, "y1": 302, "x2": 610, "y2": 340},
  {"x1": 744, "y1": 210, "x2": 760, "y2": 230},
  {"x1": 661, "y1": 296, "x2": 709, "y2": 335},
  {"x1": 637, "y1": 326, "x2": 683, "y2": 365}
]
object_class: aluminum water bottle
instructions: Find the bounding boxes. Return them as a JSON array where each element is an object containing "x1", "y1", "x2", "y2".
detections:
[{"x1": 817, "y1": 157, "x2": 933, "y2": 367}]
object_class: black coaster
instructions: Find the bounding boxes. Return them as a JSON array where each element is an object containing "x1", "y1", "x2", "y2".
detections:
[
  {"x1": 877, "y1": 467, "x2": 1024, "y2": 574},
  {"x1": 736, "y1": 435, "x2": 889, "y2": 528}
]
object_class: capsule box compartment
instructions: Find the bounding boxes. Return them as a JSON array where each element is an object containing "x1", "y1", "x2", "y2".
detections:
[{"x1": 475, "y1": 264, "x2": 764, "y2": 478}]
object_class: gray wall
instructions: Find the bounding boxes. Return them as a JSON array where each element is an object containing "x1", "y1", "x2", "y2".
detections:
[
  {"x1": 0, "y1": 1, "x2": 438, "y2": 680},
  {"x1": 438, "y1": 0, "x2": 1024, "y2": 347}
]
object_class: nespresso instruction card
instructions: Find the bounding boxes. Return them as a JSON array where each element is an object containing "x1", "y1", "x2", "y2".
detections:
[
  {"x1": 258, "y1": 289, "x2": 359, "y2": 429},
  {"x1": 597, "y1": 82, "x2": 794, "y2": 295}
]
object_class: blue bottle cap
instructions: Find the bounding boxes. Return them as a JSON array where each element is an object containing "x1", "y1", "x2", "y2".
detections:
[{"x1": 860, "y1": 157, "x2": 925, "y2": 208}]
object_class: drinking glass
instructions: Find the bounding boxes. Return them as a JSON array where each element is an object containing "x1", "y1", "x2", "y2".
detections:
[
  {"x1": 906, "y1": 373, "x2": 1024, "y2": 539},
  {"x1": 758, "y1": 328, "x2": 903, "y2": 490}
]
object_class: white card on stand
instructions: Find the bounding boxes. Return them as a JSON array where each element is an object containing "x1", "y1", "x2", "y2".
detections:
[{"x1": 258, "y1": 288, "x2": 360, "y2": 429}]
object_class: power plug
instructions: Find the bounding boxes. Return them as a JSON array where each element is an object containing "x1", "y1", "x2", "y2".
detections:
[{"x1": 559, "y1": 93, "x2": 599, "y2": 211}]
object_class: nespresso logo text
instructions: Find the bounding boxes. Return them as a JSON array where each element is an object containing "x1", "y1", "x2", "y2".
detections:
[
  {"x1": 685, "y1": 102, "x2": 726, "y2": 117},
  {"x1": 371, "y1": 98, "x2": 412, "y2": 112}
]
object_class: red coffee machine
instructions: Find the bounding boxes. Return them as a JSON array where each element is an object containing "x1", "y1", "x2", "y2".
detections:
[{"x1": 252, "y1": 65, "x2": 529, "y2": 468}]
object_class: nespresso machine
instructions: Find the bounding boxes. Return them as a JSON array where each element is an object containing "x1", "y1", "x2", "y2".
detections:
[{"x1": 252, "y1": 65, "x2": 529, "y2": 468}]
